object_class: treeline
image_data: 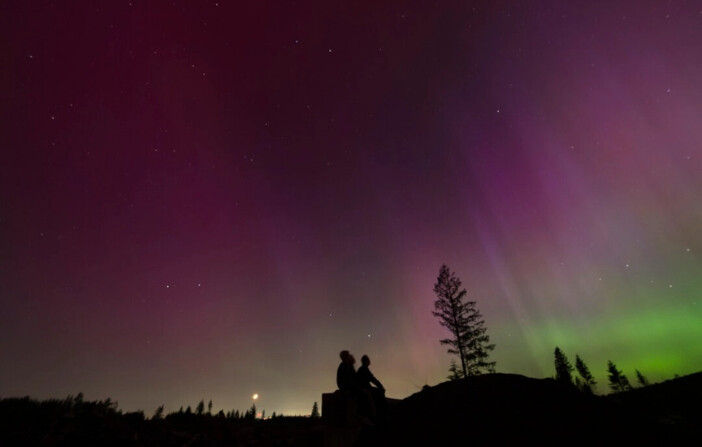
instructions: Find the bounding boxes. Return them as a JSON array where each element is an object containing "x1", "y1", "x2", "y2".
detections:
[
  {"x1": 0, "y1": 394, "x2": 319, "y2": 446},
  {"x1": 553, "y1": 347, "x2": 652, "y2": 393},
  {"x1": 162, "y1": 399, "x2": 272, "y2": 421}
]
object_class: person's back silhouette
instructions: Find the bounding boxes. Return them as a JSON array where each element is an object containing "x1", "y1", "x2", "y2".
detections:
[{"x1": 336, "y1": 350, "x2": 356, "y2": 391}]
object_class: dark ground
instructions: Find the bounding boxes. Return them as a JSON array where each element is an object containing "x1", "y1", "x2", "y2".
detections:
[
  {"x1": 2, "y1": 372, "x2": 700, "y2": 446},
  {"x1": 376, "y1": 372, "x2": 702, "y2": 446}
]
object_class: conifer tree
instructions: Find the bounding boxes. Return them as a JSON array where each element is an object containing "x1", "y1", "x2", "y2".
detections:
[
  {"x1": 575, "y1": 355, "x2": 597, "y2": 393},
  {"x1": 432, "y1": 264, "x2": 496, "y2": 376},
  {"x1": 152, "y1": 405, "x2": 164, "y2": 420},
  {"x1": 607, "y1": 360, "x2": 631, "y2": 392},
  {"x1": 246, "y1": 403, "x2": 257, "y2": 420},
  {"x1": 311, "y1": 401, "x2": 320, "y2": 418},
  {"x1": 447, "y1": 359, "x2": 463, "y2": 380},
  {"x1": 554, "y1": 347, "x2": 574, "y2": 385},
  {"x1": 196, "y1": 399, "x2": 205, "y2": 415},
  {"x1": 208, "y1": 399, "x2": 213, "y2": 414},
  {"x1": 635, "y1": 369, "x2": 650, "y2": 387}
]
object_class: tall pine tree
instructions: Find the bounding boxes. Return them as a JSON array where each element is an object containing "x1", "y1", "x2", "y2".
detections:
[
  {"x1": 432, "y1": 264, "x2": 495, "y2": 377},
  {"x1": 554, "y1": 347, "x2": 574, "y2": 385},
  {"x1": 607, "y1": 360, "x2": 631, "y2": 392},
  {"x1": 575, "y1": 355, "x2": 597, "y2": 393}
]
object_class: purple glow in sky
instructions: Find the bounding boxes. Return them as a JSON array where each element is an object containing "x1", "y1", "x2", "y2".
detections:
[{"x1": 1, "y1": 1, "x2": 701, "y2": 415}]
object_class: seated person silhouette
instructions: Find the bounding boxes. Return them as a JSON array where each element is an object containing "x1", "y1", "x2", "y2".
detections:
[
  {"x1": 356, "y1": 355, "x2": 386, "y2": 422},
  {"x1": 356, "y1": 355, "x2": 384, "y2": 392},
  {"x1": 336, "y1": 350, "x2": 356, "y2": 391}
]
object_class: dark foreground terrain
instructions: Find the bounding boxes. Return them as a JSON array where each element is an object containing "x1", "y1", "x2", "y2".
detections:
[
  {"x1": 2, "y1": 372, "x2": 700, "y2": 446},
  {"x1": 380, "y1": 372, "x2": 702, "y2": 446}
]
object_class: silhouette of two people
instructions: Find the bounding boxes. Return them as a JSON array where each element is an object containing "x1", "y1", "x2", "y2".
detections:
[{"x1": 336, "y1": 350, "x2": 386, "y2": 424}]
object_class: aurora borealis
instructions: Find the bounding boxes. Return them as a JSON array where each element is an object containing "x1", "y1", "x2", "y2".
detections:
[{"x1": 1, "y1": 1, "x2": 701, "y2": 415}]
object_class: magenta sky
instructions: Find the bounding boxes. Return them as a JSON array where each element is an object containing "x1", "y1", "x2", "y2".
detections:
[{"x1": 2, "y1": 1, "x2": 701, "y2": 415}]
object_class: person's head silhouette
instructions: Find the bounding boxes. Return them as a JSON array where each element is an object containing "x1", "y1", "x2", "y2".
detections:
[
  {"x1": 340, "y1": 350, "x2": 350, "y2": 362},
  {"x1": 361, "y1": 355, "x2": 371, "y2": 366}
]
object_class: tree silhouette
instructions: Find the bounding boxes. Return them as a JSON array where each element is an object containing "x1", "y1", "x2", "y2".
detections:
[
  {"x1": 607, "y1": 360, "x2": 631, "y2": 392},
  {"x1": 208, "y1": 400, "x2": 213, "y2": 414},
  {"x1": 196, "y1": 399, "x2": 205, "y2": 415},
  {"x1": 575, "y1": 355, "x2": 597, "y2": 393},
  {"x1": 447, "y1": 359, "x2": 462, "y2": 380},
  {"x1": 246, "y1": 403, "x2": 257, "y2": 420},
  {"x1": 152, "y1": 405, "x2": 164, "y2": 420},
  {"x1": 432, "y1": 264, "x2": 496, "y2": 376},
  {"x1": 554, "y1": 347, "x2": 573, "y2": 385},
  {"x1": 311, "y1": 401, "x2": 320, "y2": 418},
  {"x1": 635, "y1": 369, "x2": 650, "y2": 387}
]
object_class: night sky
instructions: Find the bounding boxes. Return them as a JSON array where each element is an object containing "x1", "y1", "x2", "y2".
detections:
[{"x1": 2, "y1": 1, "x2": 701, "y2": 415}]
